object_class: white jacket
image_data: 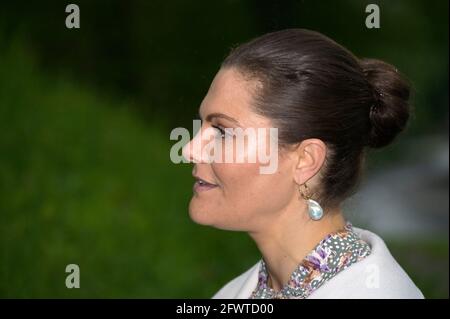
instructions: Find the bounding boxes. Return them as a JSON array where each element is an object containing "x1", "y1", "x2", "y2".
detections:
[{"x1": 212, "y1": 227, "x2": 424, "y2": 299}]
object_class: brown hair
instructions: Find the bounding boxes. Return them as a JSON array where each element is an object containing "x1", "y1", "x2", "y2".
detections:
[{"x1": 221, "y1": 29, "x2": 411, "y2": 209}]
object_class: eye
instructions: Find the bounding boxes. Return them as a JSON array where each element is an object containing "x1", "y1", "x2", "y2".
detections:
[{"x1": 211, "y1": 124, "x2": 226, "y2": 138}]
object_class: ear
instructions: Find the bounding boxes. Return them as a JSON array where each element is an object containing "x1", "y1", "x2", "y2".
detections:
[{"x1": 292, "y1": 138, "x2": 327, "y2": 185}]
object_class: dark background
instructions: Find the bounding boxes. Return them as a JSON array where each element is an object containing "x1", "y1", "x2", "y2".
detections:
[{"x1": 0, "y1": 0, "x2": 448, "y2": 298}]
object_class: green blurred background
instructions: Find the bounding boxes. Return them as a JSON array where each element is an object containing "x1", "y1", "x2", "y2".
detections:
[{"x1": 0, "y1": 0, "x2": 448, "y2": 298}]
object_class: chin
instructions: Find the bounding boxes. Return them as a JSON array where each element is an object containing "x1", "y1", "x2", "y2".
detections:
[
  {"x1": 188, "y1": 200, "x2": 214, "y2": 226},
  {"x1": 188, "y1": 210, "x2": 211, "y2": 226},
  {"x1": 188, "y1": 203, "x2": 232, "y2": 230},
  {"x1": 189, "y1": 210, "x2": 243, "y2": 233},
  {"x1": 188, "y1": 198, "x2": 252, "y2": 231}
]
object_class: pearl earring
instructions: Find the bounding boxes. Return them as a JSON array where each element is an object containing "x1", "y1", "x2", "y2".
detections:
[{"x1": 298, "y1": 183, "x2": 324, "y2": 221}]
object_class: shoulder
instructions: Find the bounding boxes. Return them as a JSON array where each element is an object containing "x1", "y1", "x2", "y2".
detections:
[
  {"x1": 212, "y1": 261, "x2": 261, "y2": 299},
  {"x1": 309, "y1": 227, "x2": 424, "y2": 299},
  {"x1": 211, "y1": 227, "x2": 424, "y2": 299}
]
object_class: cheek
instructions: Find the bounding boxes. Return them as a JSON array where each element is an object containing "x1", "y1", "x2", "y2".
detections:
[
  {"x1": 215, "y1": 132, "x2": 284, "y2": 205},
  {"x1": 214, "y1": 162, "x2": 259, "y2": 201},
  {"x1": 212, "y1": 160, "x2": 293, "y2": 226}
]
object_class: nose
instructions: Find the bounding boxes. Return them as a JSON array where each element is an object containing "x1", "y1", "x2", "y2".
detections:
[
  {"x1": 182, "y1": 134, "x2": 200, "y2": 163},
  {"x1": 182, "y1": 126, "x2": 215, "y2": 163}
]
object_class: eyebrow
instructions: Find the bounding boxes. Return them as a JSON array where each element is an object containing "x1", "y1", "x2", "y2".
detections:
[{"x1": 197, "y1": 111, "x2": 241, "y2": 126}]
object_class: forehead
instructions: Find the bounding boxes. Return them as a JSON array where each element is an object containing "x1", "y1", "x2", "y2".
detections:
[{"x1": 199, "y1": 68, "x2": 268, "y2": 127}]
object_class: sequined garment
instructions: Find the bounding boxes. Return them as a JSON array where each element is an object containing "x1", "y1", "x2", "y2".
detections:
[{"x1": 249, "y1": 222, "x2": 371, "y2": 299}]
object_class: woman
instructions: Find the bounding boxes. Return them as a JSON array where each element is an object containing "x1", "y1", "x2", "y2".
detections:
[{"x1": 182, "y1": 29, "x2": 424, "y2": 299}]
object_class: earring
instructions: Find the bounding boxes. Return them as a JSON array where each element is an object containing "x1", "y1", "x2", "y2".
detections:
[{"x1": 298, "y1": 183, "x2": 324, "y2": 221}]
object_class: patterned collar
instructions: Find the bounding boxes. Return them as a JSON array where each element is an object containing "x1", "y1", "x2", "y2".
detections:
[{"x1": 249, "y1": 222, "x2": 371, "y2": 299}]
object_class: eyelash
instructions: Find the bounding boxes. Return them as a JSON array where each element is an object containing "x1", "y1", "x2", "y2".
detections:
[
  {"x1": 211, "y1": 125, "x2": 226, "y2": 138},
  {"x1": 194, "y1": 114, "x2": 228, "y2": 138}
]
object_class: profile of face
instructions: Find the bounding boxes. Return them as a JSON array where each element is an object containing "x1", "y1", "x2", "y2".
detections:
[{"x1": 182, "y1": 68, "x2": 324, "y2": 232}]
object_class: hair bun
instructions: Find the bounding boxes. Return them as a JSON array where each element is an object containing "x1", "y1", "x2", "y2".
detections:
[{"x1": 360, "y1": 58, "x2": 411, "y2": 149}]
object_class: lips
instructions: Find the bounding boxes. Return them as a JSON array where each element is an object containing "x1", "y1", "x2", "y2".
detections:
[{"x1": 192, "y1": 173, "x2": 218, "y2": 193}]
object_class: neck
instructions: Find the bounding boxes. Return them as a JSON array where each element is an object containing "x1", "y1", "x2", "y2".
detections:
[{"x1": 248, "y1": 201, "x2": 346, "y2": 292}]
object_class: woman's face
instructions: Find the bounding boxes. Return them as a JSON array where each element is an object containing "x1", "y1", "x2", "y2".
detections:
[{"x1": 183, "y1": 68, "x2": 297, "y2": 232}]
